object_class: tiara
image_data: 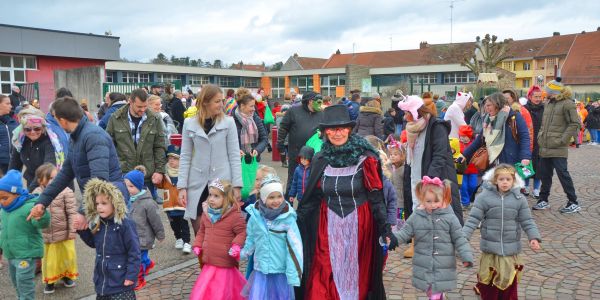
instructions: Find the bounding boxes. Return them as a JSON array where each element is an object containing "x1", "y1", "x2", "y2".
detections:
[
  {"x1": 208, "y1": 178, "x2": 225, "y2": 192},
  {"x1": 260, "y1": 174, "x2": 281, "y2": 187}
]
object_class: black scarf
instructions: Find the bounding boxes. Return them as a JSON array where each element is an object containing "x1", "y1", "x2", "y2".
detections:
[{"x1": 321, "y1": 134, "x2": 378, "y2": 167}]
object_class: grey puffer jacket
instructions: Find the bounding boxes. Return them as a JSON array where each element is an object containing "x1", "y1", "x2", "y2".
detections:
[
  {"x1": 352, "y1": 106, "x2": 384, "y2": 139},
  {"x1": 463, "y1": 168, "x2": 541, "y2": 256},
  {"x1": 130, "y1": 190, "x2": 165, "y2": 250},
  {"x1": 394, "y1": 206, "x2": 473, "y2": 293}
]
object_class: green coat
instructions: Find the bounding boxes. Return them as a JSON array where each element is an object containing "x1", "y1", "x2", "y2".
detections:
[
  {"x1": 538, "y1": 96, "x2": 580, "y2": 158},
  {"x1": 0, "y1": 198, "x2": 50, "y2": 260},
  {"x1": 106, "y1": 105, "x2": 167, "y2": 179}
]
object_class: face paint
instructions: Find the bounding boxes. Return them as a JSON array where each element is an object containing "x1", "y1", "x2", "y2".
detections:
[{"x1": 312, "y1": 100, "x2": 323, "y2": 112}]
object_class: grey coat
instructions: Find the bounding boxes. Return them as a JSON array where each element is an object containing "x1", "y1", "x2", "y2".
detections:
[
  {"x1": 463, "y1": 168, "x2": 541, "y2": 256},
  {"x1": 130, "y1": 190, "x2": 165, "y2": 250},
  {"x1": 178, "y1": 117, "x2": 242, "y2": 219},
  {"x1": 394, "y1": 206, "x2": 473, "y2": 293}
]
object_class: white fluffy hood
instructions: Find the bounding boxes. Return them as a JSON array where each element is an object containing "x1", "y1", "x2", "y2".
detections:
[{"x1": 482, "y1": 166, "x2": 525, "y2": 191}]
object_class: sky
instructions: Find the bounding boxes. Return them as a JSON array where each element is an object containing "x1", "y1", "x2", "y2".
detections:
[{"x1": 2, "y1": 0, "x2": 600, "y2": 66}]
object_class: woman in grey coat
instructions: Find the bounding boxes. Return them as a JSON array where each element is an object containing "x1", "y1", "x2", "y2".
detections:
[
  {"x1": 463, "y1": 164, "x2": 541, "y2": 299},
  {"x1": 177, "y1": 84, "x2": 243, "y2": 234},
  {"x1": 394, "y1": 177, "x2": 473, "y2": 298}
]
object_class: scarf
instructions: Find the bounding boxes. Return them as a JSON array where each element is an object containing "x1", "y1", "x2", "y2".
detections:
[
  {"x1": 482, "y1": 109, "x2": 509, "y2": 164},
  {"x1": 166, "y1": 164, "x2": 178, "y2": 178},
  {"x1": 258, "y1": 200, "x2": 286, "y2": 221},
  {"x1": 0, "y1": 193, "x2": 35, "y2": 212},
  {"x1": 129, "y1": 189, "x2": 146, "y2": 203},
  {"x1": 321, "y1": 134, "x2": 378, "y2": 168},
  {"x1": 405, "y1": 115, "x2": 429, "y2": 163},
  {"x1": 235, "y1": 109, "x2": 258, "y2": 153},
  {"x1": 12, "y1": 127, "x2": 65, "y2": 170},
  {"x1": 207, "y1": 206, "x2": 224, "y2": 224}
]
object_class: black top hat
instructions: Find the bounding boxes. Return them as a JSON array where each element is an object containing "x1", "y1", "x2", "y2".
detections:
[{"x1": 319, "y1": 104, "x2": 356, "y2": 130}]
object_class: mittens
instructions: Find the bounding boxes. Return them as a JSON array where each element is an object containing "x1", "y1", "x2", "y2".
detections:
[
  {"x1": 228, "y1": 244, "x2": 241, "y2": 261},
  {"x1": 193, "y1": 247, "x2": 201, "y2": 256}
]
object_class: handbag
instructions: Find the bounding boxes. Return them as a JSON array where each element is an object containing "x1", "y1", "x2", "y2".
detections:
[
  {"x1": 469, "y1": 136, "x2": 489, "y2": 172},
  {"x1": 305, "y1": 130, "x2": 323, "y2": 153},
  {"x1": 241, "y1": 156, "x2": 258, "y2": 199}
]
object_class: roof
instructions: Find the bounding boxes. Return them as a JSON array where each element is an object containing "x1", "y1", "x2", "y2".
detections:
[
  {"x1": 230, "y1": 63, "x2": 267, "y2": 72},
  {"x1": 294, "y1": 56, "x2": 328, "y2": 69},
  {"x1": 504, "y1": 37, "x2": 550, "y2": 59},
  {"x1": 536, "y1": 34, "x2": 577, "y2": 58},
  {"x1": 561, "y1": 31, "x2": 600, "y2": 85},
  {"x1": 0, "y1": 23, "x2": 120, "y2": 39}
]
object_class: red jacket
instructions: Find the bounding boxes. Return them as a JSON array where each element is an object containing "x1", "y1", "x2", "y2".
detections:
[
  {"x1": 256, "y1": 101, "x2": 266, "y2": 120},
  {"x1": 460, "y1": 140, "x2": 478, "y2": 175}
]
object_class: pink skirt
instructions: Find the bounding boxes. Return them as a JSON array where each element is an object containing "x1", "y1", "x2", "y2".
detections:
[{"x1": 190, "y1": 264, "x2": 247, "y2": 300}]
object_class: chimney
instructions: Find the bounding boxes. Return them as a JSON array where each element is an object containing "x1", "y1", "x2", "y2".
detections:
[
  {"x1": 335, "y1": 49, "x2": 341, "y2": 55},
  {"x1": 597, "y1": 27, "x2": 600, "y2": 31},
  {"x1": 293, "y1": 53, "x2": 299, "y2": 58},
  {"x1": 553, "y1": 32, "x2": 560, "y2": 36},
  {"x1": 420, "y1": 41, "x2": 428, "y2": 49}
]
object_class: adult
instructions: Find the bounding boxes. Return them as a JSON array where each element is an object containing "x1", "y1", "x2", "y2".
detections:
[
  {"x1": 106, "y1": 89, "x2": 166, "y2": 200},
  {"x1": 177, "y1": 84, "x2": 242, "y2": 234},
  {"x1": 169, "y1": 90, "x2": 186, "y2": 133},
  {"x1": 231, "y1": 94, "x2": 268, "y2": 162},
  {"x1": 148, "y1": 95, "x2": 178, "y2": 145},
  {"x1": 9, "y1": 109, "x2": 64, "y2": 191},
  {"x1": 444, "y1": 92, "x2": 472, "y2": 138},
  {"x1": 390, "y1": 89, "x2": 405, "y2": 134},
  {"x1": 421, "y1": 92, "x2": 438, "y2": 118},
  {"x1": 150, "y1": 84, "x2": 162, "y2": 97},
  {"x1": 80, "y1": 99, "x2": 95, "y2": 123},
  {"x1": 98, "y1": 92, "x2": 127, "y2": 129},
  {"x1": 296, "y1": 104, "x2": 395, "y2": 299},
  {"x1": 585, "y1": 100, "x2": 600, "y2": 145},
  {"x1": 0, "y1": 95, "x2": 18, "y2": 174},
  {"x1": 470, "y1": 98, "x2": 486, "y2": 135},
  {"x1": 463, "y1": 97, "x2": 477, "y2": 124},
  {"x1": 30, "y1": 99, "x2": 41, "y2": 110},
  {"x1": 9, "y1": 86, "x2": 25, "y2": 116},
  {"x1": 28, "y1": 96, "x2": 126, "y2": 228},
  {"x1": 224, "y1": 88, "x2": 236, "y2": 115},
  {"x1": 398, "y1": 95, "x2": 464, "y2": 224},
  {"x1": 353, "y1": 99, "x2": 384, "y2": 139},
  {"x1": 532, "y1": 79, "x2": 581, "y2": 213},
  {"x1": 504, "y1": 89, "x2": 534, "y2": 153},
  {"x1": 97, "y1": 92, "x2": 110, "y2": 121},
  {"x1": 161, "y1": 84, "x2": 174, "y2": 115},
  {"x1": 524, "y1": 85, "x2": 545, "y2": 198},
  {"x1": 435, "y1": 94, "x2": 446, "y2": 117},
  {"x1": 347, "y1": 93, "x2": 361, "y2": 121},
  {"x1": 46, "y1": 102, "x2": 70, "y2": 158},
  {"x1": 462, "y1": 92, "x2": 531, "y2": 170},
  {"x1": 277, "y1": 92, "x2": 324, "y2": 195}
]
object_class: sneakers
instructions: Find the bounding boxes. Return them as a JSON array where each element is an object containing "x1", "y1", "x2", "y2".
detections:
[
  {"x1": 532, "y1": 201, "x2": 549, "y2": 210},
  {"x1": 521, "y1": 187, "x2": 530, "y2": 196},
  {"x1": 44, "y1": 283, "x2": 55, "y2": 294},
  {"x1": 559, "y1": 203, "x2": 581, "y2": 214},
  {"x1": 182, "y1": 243, "x2": 192, "y2": 254},
  {"x1": 175, "y1": 239, "x2": 184, "y2": 249},
  {"x1": 145, "y1": 260, "x2": 155, "y2": 276},
  {"x1": 134, "y1": 277, "x2": 147, "y2": 291},
  {"x1": 533, "y1": 189, "x2": 540, "y2": 199},
  {"x1": 63, "y1": 277, "x2": 76, "y2": 288}
]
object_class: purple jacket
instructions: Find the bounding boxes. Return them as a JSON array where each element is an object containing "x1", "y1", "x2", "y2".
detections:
[{"x1": 383, "y1": 178, "x2": 398, "y2": 225}]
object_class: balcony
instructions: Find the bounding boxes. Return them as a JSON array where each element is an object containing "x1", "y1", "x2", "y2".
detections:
[{"x1": 512, "y1": 70, "x2": 533, "y2": 79}]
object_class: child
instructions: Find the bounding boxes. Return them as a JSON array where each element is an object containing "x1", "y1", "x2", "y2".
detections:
[
  {"x1": 124, "y1": 166, "x2": 166, "y2": 290},
  {"x1": 276, "y1": 105, "x2": 290, "y2": 168},
  {"x1": 383, "y1": 108, "x2": 397, "y2": 139},
  {"x1": 155, "y1": 145, "x2": 192, "y2": 254},
  {"x1": 463, "y1": 164, "x2": 541, "y2": 299},
  {"x1": 387, "y1": 138, "x2": 412, "y2": 257},
  {"x1": 458, "y1": 125, "x2": 479, "y2": 209},
  {"x1": 78, "y1": 178, "x2": 140, "y2": 299},
  {"x1": 0, "y1": 170, "x2": 50, "y2": 299},
  {"x1": 33, "y1": 163, "x2": 79, "y2": 294},
  {"x1": 190, "y1": 179, "x2": 247, "y2": 299},
  {"x1": 394, "y1": 176, "x2": 473, "y2": 300},
  {"x1": 365, "y1": 135, "x2": 399, "y2": 226},
  {"x1": 288, "y1": 146, "x2": 314, "y2": 204},
  {"x1": 241, "y1": 175, "x2": 303, "y2": 299}
]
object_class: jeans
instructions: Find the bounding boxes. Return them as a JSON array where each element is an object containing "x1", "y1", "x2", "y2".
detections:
[
  {"x1": 460, "y1": 174, "x2": 478, "y2": 206},
  {"x1": 8, "y1": 258, "x2": 36, "y2": 300},
  {"x1": 589, "y1": 128, "x2": 600, "y2": 143},
  {"x1": 538, "y1": 157, "x2": 578, "y2": 205},
  {"x1": 395, "y1": 124, "x2": 403, "y2": 135},
  {"x1": 167, "y1": 214, "x2": 191, "y2": 243},
  {"x1": 525, "y1": 178, "x2": 541, "y2": 191}
]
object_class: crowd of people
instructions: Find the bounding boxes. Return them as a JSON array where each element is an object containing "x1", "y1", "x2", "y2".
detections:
[{"x1": 0, "y1": 76, "x2": 593, "y2": 299}]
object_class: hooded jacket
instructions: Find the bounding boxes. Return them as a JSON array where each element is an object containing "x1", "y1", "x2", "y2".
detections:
[
  {"x1": 0, "y1": 114, "x2": 18, "y2": 165},
  {"x1": 98, "y1": 100, "x2": 127, "y2": 129},
  {"x1": 394, "y1": 206, "x2": 472, "y2": 293},
  {"x1": 463, "y1": 168, "x2": 541, "y2": 256},
  {"x1": 585, "y1": 104, "x2": 600, "y2": 129},
  {"x1": 33, "y1": 186, "x2": 77, "y2": 243},
  {"x1": 538, "y1": 89, "x2": 580, "y2": 158},
  {"x1": 353, "y1": 105, "x2": 384, "y2": 139},
  {"x1": 444, "y1": 96, "x2": 469, "y2": 138},
  {"x1": 0, "y1": 197, "x2": 50, "y2": 259},
  {"x1": 130, "y1": 190, "x2": 165, "y2": 250},
  {"x1": 289, "y1": 146, "x2": 314, "y2": 201}
]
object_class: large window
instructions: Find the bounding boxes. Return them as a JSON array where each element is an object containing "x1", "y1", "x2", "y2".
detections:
[
  {"x1": 106, "y1": 72, "x2": 114, "y2": 83},
  {"x1": 289, "y1": 76, "x2": 313, "y2": 93},
  {"x1": 320, "y1": 74, "x2": 346, "y2": 97},
  {"x1": 188, "y1": 75, "x2": 210, "y2": 85},
  {"x1": 443, "y1": 72, "x2": 476, "y2": 84},
  {"x1": 0, "y1": 55, "x2": 35, "y2": 94},
  {"x1": 271, "y1": 77, "x2": 285, "y2": 99},
  {"x1": 242, "y1": 77, "x2": 260, "y2": 88},
  {"x1": 218, "y1": 76, "x2": 235, "y2": 87},
  {"x1": 156, "y1": 73, "x2": 181, "y2": 83},
  {"x1": 413, "y1": 73, "x2": 437, "y2": 84},
  {"x1": 121, "y1": 72, "x2": 150, "y2": 83}
]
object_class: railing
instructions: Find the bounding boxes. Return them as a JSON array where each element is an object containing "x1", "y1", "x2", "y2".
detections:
[
  {"x1": 102, "y1": 80, "x2": 182, "y2": 95},
  {"x1": 16, "y1": 82, "x2": 39, "y2": 101}
]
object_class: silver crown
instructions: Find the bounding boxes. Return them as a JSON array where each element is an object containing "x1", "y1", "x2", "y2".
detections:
[
  {"x1": 260, "y1": 174, "x2": 281, "y2": 188},
  {"x1": 208, "y1": 178, "x2": 225, "y2": 192}
]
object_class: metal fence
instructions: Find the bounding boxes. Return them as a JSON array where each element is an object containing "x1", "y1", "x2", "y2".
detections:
[
  {"x1": 102, "y1": 80, "x2": 182, "y2": 95},
  {"x1": 16, "y1": 82, "x2": 39, "y2": 101}
]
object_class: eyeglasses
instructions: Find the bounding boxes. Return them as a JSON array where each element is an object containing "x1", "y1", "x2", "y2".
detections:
[
  {"x1": 324, "y1": 127, "x2": 350, "y2": 134},
  {"x1": 24, "y1": 127, "x2": 42, "y2": 133}
]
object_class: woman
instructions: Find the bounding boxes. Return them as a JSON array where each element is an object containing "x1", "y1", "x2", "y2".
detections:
[
  {"x1": 524, "y1": 85, "x2": 545, "y2": 198},
  {"x1": 296, "y1": 104, "x2": 395, "y2": 300},
  {"x1": 503, "y1": 89, "x2": 534, "y2": 153},
  {"x1": 177, "y1": 84, "x2": 242, "y2": 234},
  {"x1": 0, "y1": 94, "x2": 18, "y2": 174},
  {"x1": 462, "y1": 92, "x2": 531, "y2": 171},
  {"x1": 231, "y1": 94, "x2": 268, "y2": 162},
  {"x1": 224, "y1": 88, "x2": 236, "y2": 115},
  {"x1": 80, "y1": 99, "x2": 95, "y2": 123},
  {"x1": 585, "y1": 100, "x2": 600, "y2": 145},
  {"x1": 9, "y1": 109, "x2": 64, "y2": 191},
  {"x1": 469, "y1": 98, "x2": 486, "y2": 135},
  {"x1": 353, "y1": 99, "x2": 384, "y2": 140},
  {"x1": 148, "y1": 95, "x2": 178, "y2": 145}
]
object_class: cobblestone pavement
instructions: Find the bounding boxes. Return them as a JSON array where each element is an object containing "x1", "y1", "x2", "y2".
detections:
[{"x1": 1, "y1": 146, "x2": 599, "y2": 299}]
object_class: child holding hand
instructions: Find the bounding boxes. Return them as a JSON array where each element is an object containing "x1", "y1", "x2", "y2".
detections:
[
  {"x1": 190, "y1": 178, "x2": 247, "y2": 300},
  {"x1": 463, "y1": 164, "x2": 541, "y2": 299},
  {"x1": 393, "y1": 176, "x2": 473, "y2": 300}
]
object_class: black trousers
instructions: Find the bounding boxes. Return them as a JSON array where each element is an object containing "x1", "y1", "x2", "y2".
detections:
[
  {"x1": 167, "y1": 214, "x2": 191, "y2": 243},
  {"x1": 538, "y1": 157, "x2": 578, "y2": 205}
]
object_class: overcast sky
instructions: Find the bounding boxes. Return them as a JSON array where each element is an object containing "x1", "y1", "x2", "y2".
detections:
[{"x1": 3, "y1": 0, "x2": 600, "y2": 65}]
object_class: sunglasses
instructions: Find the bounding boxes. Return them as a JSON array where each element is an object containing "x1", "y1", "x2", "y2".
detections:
[{"x1": 24, "y1": 127, "x2": 42, "y2": 133}]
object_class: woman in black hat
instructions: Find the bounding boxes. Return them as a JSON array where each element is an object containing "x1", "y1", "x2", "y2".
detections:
[{"x1": 296, "y1": 105, "x2": 396, "y2": 300}]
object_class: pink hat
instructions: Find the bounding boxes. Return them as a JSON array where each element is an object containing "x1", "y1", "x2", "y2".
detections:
[{"x1": 397, "y1": 95, "x2": 424, "y2": 120}]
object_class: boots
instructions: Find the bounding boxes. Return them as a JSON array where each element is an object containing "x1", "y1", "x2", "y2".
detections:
[
  {"x1": 403, "y1": 238, "x2": 414, "y2": 258},
  {"x1": 280, "y1": 154, "x2": 288, "y2": 168}
]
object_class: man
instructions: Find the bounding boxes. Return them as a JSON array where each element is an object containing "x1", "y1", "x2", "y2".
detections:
[
  {"x1": 347, "y1": 93, "x2": 361, "y2": 121},
  {"x1": 277, "y1": 92, "x2": 324, "y2": 196},
  {"x1": 107, "y1": 88, "x2": 166, "y2": 201},
  {"x1": 169, "y1": 90, "x2": 186, "y2": 133},
  {"x1": 533, "y1": 78, "x2": 581, "y2": 213},
  {"x1": 27, "y1": 97, "x2": 125, "y2": 227},
  {"x1": 97, "y1": 92, "x2": 111, "y2": 120},
  {"x1": 524, "y1": 85, "x2": 544, "y2": 199},
  {"x1": 0, "y1": 95, "x2": 17, "y2": 174},
  {"x1": 390, "y1": 89, "x2": 405, "y2": 134},
  {"x1": 99, "y1": 92, "x2": 127, "y2": 129},
  {"x1": 9, "y1": 86, "x2": 25, "y2": 116},
  {"x1": 150, "y1": 84, "x2": 162, "y2": 97}
]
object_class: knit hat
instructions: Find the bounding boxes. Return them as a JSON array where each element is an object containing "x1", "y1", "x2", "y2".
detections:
[
  {"x1": 167, "y1": 145, "x2": 180, "y2": 158},
  {"x1": 458, "y1": 125, "x2": 473, "y2": 139},
  {"x1": 298, "y1": 146, "x2": 315, "y2": 161},
  {"x1": 259, "y1": 174, "x2": 283, "y2": 203},
  {"x1": 0, "y1": 170, "x2": 26, "y2": 194},
  {"x1": 397, "y1": 95, "x2": 424, "y2": 120},
  {"x1": 124, "y1": 170, "x2": 145, "y2": 191},
  {"x1": 545, "y1": 77, "x2": 564, "y2": 96}
]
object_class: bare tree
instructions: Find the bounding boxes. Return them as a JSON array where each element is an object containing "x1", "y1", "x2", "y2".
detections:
[{"x1": 462, "y1": 34, "x2": 511, "y2": 76}]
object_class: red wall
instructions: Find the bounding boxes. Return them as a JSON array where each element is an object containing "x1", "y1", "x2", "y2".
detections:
[{"x1": 26, "y1": 56, "x2": 106, "y2": 111}]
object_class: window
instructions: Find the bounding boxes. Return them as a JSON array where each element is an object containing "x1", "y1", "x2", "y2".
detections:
[
  {"x1": 522, "y1": 79, "x2": 530, "y2": 88},
  {"x1": 13, "y1": 70, "x2": 25, "y2": 82},
  {"x1": 290, "y1": 76, "x2": 315, "y2": 94},
  {"x1": 218, "y1": 76, "x2": 235, "y2": 87},
  {"x1": 0, "y1": 55, "x2": 32, "y2": 94},
  {"x1": 444, "y1": 72, "x2": 475, "y2": 84},
  {"x1": 502, "y1": 61, "x2": 513, "y2": 71},
  {"x1": 106, "y1": 72, "x2": 114, "y2": 83},
  {"x1": 271, "y1": 77, "x2": 285, "y2": 99},
  {"x1": 0, "y1": 56, "x2": 9, "y2": 67},
  {"x1": 12, "y1": 56, "x2": 24, "y2": 68},
  {"x1": 139, "y1": 73, "x2": 150, "y2": 83},
  {"x1": 25, "y1": 57, "x2": 36, "y2": 69},
  {"x1": 188, "y1": 75, "x2": 210, "y2": 85},
  {"x1": 320, "y1": 74, "x2": 345, "y2": 98},
  {"x1": 242, "y1": 77, "x2": 260, "y2": 88},
  {"x1": 413, "y1": 73, "x2": 436, "y2": 84},
  {"x1": 157, "y1": 73, "x2": 181, "y2": 83},
  {"x1": 122, "y1": 72, "x2": 139, "y2": 83},
  {"x1": 523, "y1": 62, "x2": 531, "y2": 71}
]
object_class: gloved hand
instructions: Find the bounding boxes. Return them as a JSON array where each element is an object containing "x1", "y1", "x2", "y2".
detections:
[
  {"x1": 228, "y1": 244, "x2": 241, "y2": 261},
  {"x1": 193, "y1": 247, "x2": 201, "y2": 256},
  {"x1": 383, "y1": 225, "x2": 399, "y2": 251}
]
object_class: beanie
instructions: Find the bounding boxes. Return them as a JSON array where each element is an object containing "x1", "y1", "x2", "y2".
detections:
[
  {"x1": 458, "y1": 125, "x2": 473, "y2": 139},
  {"x1": 0, "y1": 170, "x2": 26, "y2": 194},
  {"x1": 124, "y1": 170, "x2": 145, "y2": 192},
  {"x1": 259, "y1": 174, "x2": 283, "y2": 203},
  {"x1": 545, "y1": 77, "x2": 564, "y2": 96}
]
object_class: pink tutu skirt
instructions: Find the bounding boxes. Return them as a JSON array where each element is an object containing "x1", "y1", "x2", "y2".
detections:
[{"x1": 190, "y1": 264, "x2": 247, "y2": 300}]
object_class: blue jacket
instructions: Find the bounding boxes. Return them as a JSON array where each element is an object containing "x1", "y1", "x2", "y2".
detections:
[
  {"x1": 383, "y1": 178, "x2": 398, "y2": 225},
  {"x1": 347, "y1": 101, "x2": 360, "y2": 121},
  {"x1": 46, "y1": 112, "x2": 70, "y2": 156},
  {"x1": 241, "y1": 202, "x2": 303, "y2": 286},
  {"x1": 464, "y1": 109, "x2": 531, "y2": 166},
  {"x1": 289, "y1": 165, "x2": 310, "y2": 201},
  {"x1": 0, "y1": 115, "x2": 18, "y2": 164},
  {"x1": 37, "y1": 116, "x2": 125, "y2": 208},
  {"x1": 78, "y1": 217, "x2": 140, "y2": 296},
  {"x1": 98, "y1": 101, "x2": 127, "y2": 129}
]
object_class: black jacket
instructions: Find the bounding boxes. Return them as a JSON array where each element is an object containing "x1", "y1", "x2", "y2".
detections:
[
  {"x1": 9, "y1": 134, "x2": 56, "y2": 191},
  {"x1": 9, "y1": 92, "x2": 25, "y2": 116},
  {"x1": 276, "y1": 103, "x2": 323, "y2": 162},
  {"x1": 402, "y1": 118, "x2": 463, "y2": 225},
  {"x1": 0, "y1": 115, "x2": 18, "y2": 165},
  {"x1": 585, "y1": 104, "x2": 600, "y2": 129},
  {"x1": 168, "y1": 97, "x2": 186, "y2": 133},
  {"x1": 232, "y1": 106, "x2": 268, "y2": 162}
]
